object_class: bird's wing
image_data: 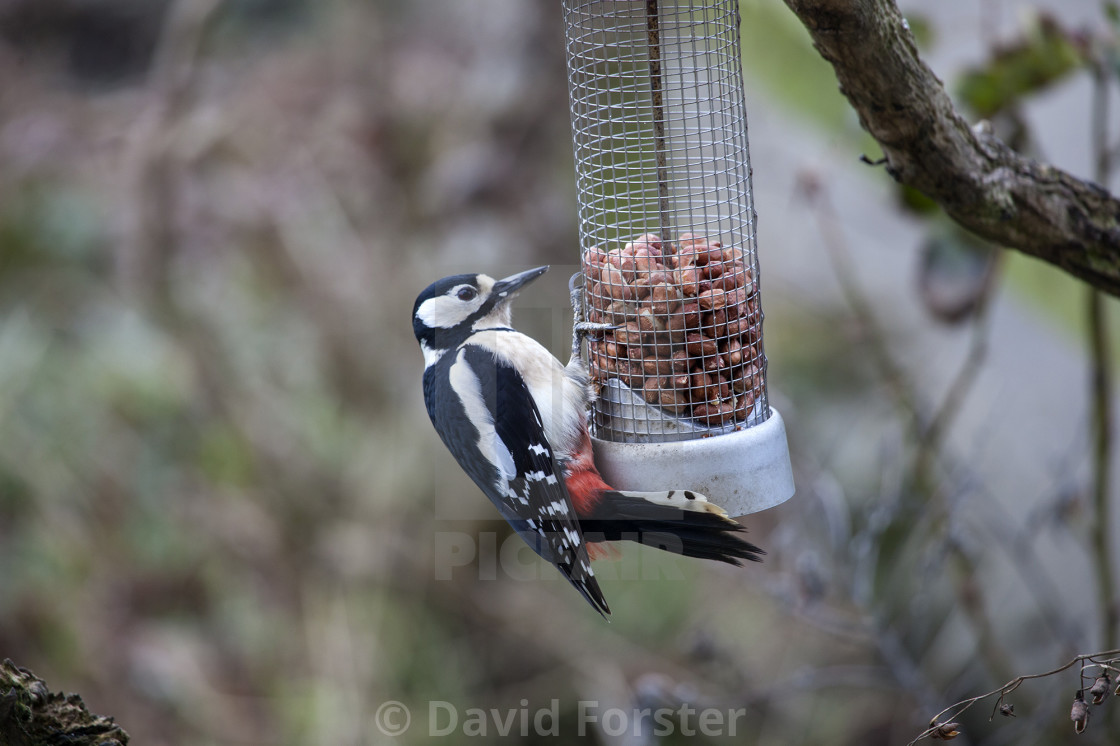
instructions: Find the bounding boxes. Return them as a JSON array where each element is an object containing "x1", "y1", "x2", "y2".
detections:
[{"x1": 427, "y1": 344, "x2": 609, "y2": 616}]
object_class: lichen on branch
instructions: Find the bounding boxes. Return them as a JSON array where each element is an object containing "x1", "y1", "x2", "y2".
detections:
[{"x1": 1, "y1": 659, "x2": 129, "y2": 746}]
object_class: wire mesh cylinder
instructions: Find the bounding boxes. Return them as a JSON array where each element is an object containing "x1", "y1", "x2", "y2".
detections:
[{"x1": 564, "y1": 0, "x2": 767, "y2": 443}]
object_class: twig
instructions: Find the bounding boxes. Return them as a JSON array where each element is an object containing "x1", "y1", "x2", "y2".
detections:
[{"x1": 907, "y1": 649, "x2": 1120, "y2": 745}]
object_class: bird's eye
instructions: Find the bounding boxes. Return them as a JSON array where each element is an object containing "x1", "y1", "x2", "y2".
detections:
[{"x1": 457, "y1": 287, "x2": 478, "y2": 301}]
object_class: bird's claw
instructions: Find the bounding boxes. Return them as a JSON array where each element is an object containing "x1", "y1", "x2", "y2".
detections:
[{"x1": 574, "y1": 321, "x2": 618, "y2": 337}]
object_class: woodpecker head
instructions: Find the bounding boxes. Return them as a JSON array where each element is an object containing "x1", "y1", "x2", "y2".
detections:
[{"x1": 413, "y1": 266, "x2": 548, "y2": 363}]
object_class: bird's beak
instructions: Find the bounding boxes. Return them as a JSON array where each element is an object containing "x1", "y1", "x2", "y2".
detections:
[{"x1": 493, "y1": 266, "x2": 548, "y2": 299}]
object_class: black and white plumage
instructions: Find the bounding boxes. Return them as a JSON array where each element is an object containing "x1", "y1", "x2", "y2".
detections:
[
  {"x1": 414, "y1": 267, "x2": 608, "y2": 614},
  {"x1": 413, "y1": 266, "x2": 763, "y2": 618}
]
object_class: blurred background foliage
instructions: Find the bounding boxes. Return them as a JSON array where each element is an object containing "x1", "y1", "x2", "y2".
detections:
[{"x1": 1, "y1": 0, "x2": 1120, "y2": 744}]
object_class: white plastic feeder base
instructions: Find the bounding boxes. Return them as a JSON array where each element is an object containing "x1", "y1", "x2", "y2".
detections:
[{"x1": 591, "y1": 408, "x2": 795, "y2": 518}]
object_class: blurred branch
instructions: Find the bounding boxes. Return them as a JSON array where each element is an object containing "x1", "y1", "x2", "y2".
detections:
[
  {"x1": 782, "y1": 0, "x2": 1120, "y2": 296},
  {"x1": 1088, "y1": 52, "x2": 1117, "y2": 650},
  {"x1": 913, "y1": 269, "x2": 996, "y2": 481},
  {"x1": 121, "y1": 0, "x2": 224, "y2": 301},
  {"x1": 796, "y1": 173, "x2": 919, "y2": 419},
  {"x1": 1, "y1": 659, "x2": 129, "y2": 746},
  {"x1": 799, "y1": 174, "x2": 1019, "y2": 686}
]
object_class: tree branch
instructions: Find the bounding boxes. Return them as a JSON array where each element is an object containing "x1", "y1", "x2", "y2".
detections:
[
  {"x1": 782, "y1": 0, "x2": 1120, "y2": 295},
  {"x1": 1, "y1": 659, "x2": 129, "y2": 746}
]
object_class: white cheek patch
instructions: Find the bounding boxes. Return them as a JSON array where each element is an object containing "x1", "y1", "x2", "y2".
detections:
[{"x1": 416, "y1": 286, "x2": 483, "y2": 329}]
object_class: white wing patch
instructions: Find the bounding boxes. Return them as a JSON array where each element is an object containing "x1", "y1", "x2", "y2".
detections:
[
  {"x1": 448, "y1": 350, "x2": 516, "y2": 483},
  {"x1": 471, "y1": 330, "x2": 591, "y2": 459}
]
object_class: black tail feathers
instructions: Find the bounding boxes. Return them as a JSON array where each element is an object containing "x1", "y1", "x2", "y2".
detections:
[{"x1": 577, "y1": 491, "x2": 764, "y2": 565}]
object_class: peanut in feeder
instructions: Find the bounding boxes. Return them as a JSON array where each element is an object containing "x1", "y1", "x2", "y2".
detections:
[{"x1": 562, "y1": 0, "x2": 794, "y2": 517}]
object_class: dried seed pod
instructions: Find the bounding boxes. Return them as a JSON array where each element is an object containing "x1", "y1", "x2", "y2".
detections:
[
  {"x1": 929, "y1": 721, "x2": 961, "y2": 741},
  {"x1": 999, "y1": 703, "x2": 1015, "y2": 717},
  {"x1": 1071, "y1": 690, "x2": 1090, "y2": 734},
  {"x1": 1090, "y1": 673, "x2": 1110, "y2": 705}
]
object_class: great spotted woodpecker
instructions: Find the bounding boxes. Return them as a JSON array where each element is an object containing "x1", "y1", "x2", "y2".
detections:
[{"x1": 412, "y1": 266, "x2": 762, "y2": 617}]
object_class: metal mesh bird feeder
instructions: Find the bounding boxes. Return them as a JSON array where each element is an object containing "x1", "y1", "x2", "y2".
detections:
[{"x1": 563, "y1": 0, "x2": 793, "y2": 516}]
